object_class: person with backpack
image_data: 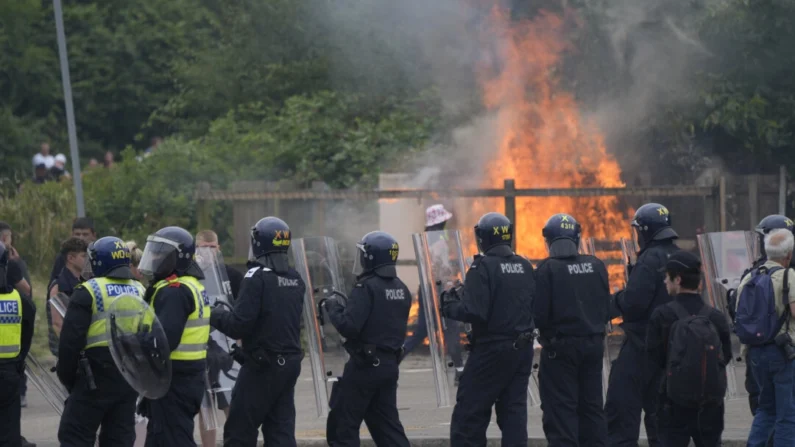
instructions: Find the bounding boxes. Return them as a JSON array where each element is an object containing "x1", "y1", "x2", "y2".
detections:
[
  {"x1": 646, "y1": 250, "x2": 731, "y2": 447},
  {"x1": 727, "y1": 214, "x2": 795, "y2": 421},
  {"x1": 735, "y1": 228, "x2": 795, "y2": 447}
]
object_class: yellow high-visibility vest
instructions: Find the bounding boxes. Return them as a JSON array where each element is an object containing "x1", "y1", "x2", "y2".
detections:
[
  {"x1": 0, "y1": 289, "x2": 22, "y2": 359},
  {"x1": 84, "y1": 278, "x2": 146, "y2": 349},
  {"x1": 152, "y1": 276, "x2": 209, "y2": 361}
]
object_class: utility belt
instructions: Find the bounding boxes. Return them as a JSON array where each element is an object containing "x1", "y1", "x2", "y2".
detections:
[
  {"x1": 344, "y1": 341, "x2": 403, "y2": 367},
  {"x1": 470, "y1": 331, "x2": 535, "y2": 351},
  {"x1": 233, "y1": 344, "x2": 301, "y2": 369}
]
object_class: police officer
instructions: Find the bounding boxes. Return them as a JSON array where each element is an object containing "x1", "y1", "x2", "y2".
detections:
[
  {"x1": 534, "y1": 214, "x2": 610, "y2": 447},
  {"x1": 323, "y1": 231, "x2": 411, "y2": 447},
  {"x1": 605, "y1": 203, "x2": 679, "y2": 447},
  {"x1": 137, "y1": 226, "x2": 210, "y2": 446},
  {"x1": 0, "y1": 242, "x2": 35, "y2": 447},
  {"x1": 210, "y1": 217, "x2": 306, "y2": 446},
  {"x1": 441, "y1": 212, "x2": 535, "y2": 446},
  {"x1": 56, "y1": 237, "x2": 144, "y2": 446}
]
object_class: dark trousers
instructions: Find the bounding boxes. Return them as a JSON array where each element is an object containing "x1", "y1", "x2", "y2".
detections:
[
  {"x1": 19, "y1": 372, "x2": 26, "y2": 397},
  {"x1": 326, "y1": 356, "x2": 409, "y2": 447},
  {"x1": 0, "y1": 364, "x2": 22, "y2": 447},
  {"x1": 223, "y1": 353, "x2": 301, "y2": 447},
  {"x1": 539, "y1": 335, "x2": 606, "y2": 447},
  {"x1": 605, "y1": 338, "x2": 661, "y2": 447},
  {"x1": 58, "y1": 369, "x2": 138, "y2": 447},
  {"x1": 657, "y1": 400, "x2": 724, "y2": 447},
  {"x1": 145, "y1": 372, "x2": 205, "y2": 447},
  {"x1": 450, "y1": 340, "x2": 532, "y2": 447},
  {"x1": 745, "y1": 356, "x2": 775, "y2": 446}
]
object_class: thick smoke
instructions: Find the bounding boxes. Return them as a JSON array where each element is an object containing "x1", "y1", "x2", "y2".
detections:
[{"x1": 307, "y1": 0, "x2": 721, "y2": 187}]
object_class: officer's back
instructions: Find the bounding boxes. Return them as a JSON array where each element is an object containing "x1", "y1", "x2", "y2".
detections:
[
  {"x1": 535, "y1": 251, "x2": 609, "y2": 338},
  {"x1": 347, "y1": 273, "x2": 411, "y2": 351},
  {"x1": 240, "y1": 263, "x2": 305, "y2": 354}
]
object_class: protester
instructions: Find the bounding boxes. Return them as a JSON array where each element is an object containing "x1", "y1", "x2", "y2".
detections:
[
  {"x1": 49, "y1": 217, "x2": 96, "y2": 284},
  {"x1": 124, "y1": 241, "x2": 145, "y2": 282}
]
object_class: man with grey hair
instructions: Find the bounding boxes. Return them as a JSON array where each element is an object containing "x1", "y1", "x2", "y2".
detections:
[{"x1": 736, "y1": 228, "x2": 795, "y2": 446}]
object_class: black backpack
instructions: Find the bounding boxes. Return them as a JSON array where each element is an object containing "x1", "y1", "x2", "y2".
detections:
[{"x1": 665, "y1": 302, "x2": 727, "y2": 407}]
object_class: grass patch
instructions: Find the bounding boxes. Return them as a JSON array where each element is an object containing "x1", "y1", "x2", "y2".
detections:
[{"x1": 29, "y1": 274, "x2": 56, "y2": 366}]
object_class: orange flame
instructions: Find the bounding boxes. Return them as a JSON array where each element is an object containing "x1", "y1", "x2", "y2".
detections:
[{"x1": 465, "y1": 6, "x2": 632, "y2": 273}]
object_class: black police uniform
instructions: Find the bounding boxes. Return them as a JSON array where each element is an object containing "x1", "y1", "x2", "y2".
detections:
[
  {"x1": 211, "y1": 263, "x2": 306, "y2": 446},
  {"x1": 534, "y1": 243, "x2": 610, "y2": 446},
  {"x1": 606, "y1": 205, "x2": 679, "y2": 447},
  {"x1": 325, "y1": 271, "x2": 412, "y2": 447},
  {"x1": 57, "y1": 283, "x2": 139, "y2": 446},
  {"x1": 142, "y1": 277, "x2": 207, "y2": 447},
  {"x1": 0, "y1": 259, "x2": 35, "y2": 447},
  {"x1": 647, "y1": 291, "x2": 732, "y2": 447},
  {"x1": 444, "y1": 240, "x2": 535, "y2": 447}
]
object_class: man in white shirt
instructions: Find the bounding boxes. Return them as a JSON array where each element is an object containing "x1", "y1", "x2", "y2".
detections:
[{"x1": 32, "y1": 142, "x2": 55, "y2": 169}]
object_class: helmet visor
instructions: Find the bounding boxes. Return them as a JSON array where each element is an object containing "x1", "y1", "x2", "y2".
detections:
[
  {"x1": 352, "y1": 243, "x2": 366, "y2": 276},
  {"x1": 632, "y1": 226, "x2": 643, "y2": 250},
  {"x1": 248, "y1": 243, "x2": 256, "y2": 263},
  {"x1": 138, "y1": 235, "x2": 179, "y2": 282}
]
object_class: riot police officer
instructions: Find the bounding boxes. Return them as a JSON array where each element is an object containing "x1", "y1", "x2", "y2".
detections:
[
  {"x1": 210, "y1": 217, "x2": 306, "y2": 446},
  {"x1": 441, "y1": 212, "x2": 535, "y2": 447},
  {"x1": 534, "y1": 214, "x2": 610, "y2": 447},
  {"x1": 605, "y1": 203, "x2": 679, "y2": 447},
  {"x1": 0, "y1": 242, "x2": 35, "y2": 447},
  {"x1": 323, "y1": 231, "x2": 412, "y2": 447},
  {"x1": 56, "y1": 236, "x2": 144, "y2": 446},
  {"x1": 137, "y1": 227, "x2": 210, "y2": 446}
]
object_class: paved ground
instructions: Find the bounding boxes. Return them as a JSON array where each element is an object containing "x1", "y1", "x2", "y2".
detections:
[{"x1": 20, "y1": 354, "x2": 754, "y2": 446}]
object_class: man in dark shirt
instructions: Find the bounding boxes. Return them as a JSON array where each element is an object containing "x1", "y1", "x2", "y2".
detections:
[
  {"x1": 49, "y1": 217, "x2": 96, "y2": 283},
  {"x1": 47, "y1": 237, "x2": 89, "y2": 357},
  {"x1": 646, "y1": 251, "x2": 731, "y2": 447}
]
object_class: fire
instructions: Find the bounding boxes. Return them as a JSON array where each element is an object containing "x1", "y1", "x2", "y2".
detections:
[
  {"x1": 406, "y1": 296, "x2": 430, "y2": 346},
  {"x1": 466, "y1": 6, "x2": 632, "y2": 266}
]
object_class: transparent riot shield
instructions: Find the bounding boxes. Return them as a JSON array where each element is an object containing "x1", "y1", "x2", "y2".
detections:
[
  {"x1": 698, "y1": 231, "x2": 756, "y2": 400},
  {"x1": 291, "y1": 236, "x2": 348, "y2": 417},
  {"x1": 196, "y1": 247, "x2": 239, "y2": 416},
  {"x1": 199, "y1": 370, "x2": 219, "y2": 431},
  {"x1": 411, "y1": 230, "x2": 469, "y2": 408},
  {"x1": 106, "y1": 294, "x2": 172, "y2": 399}
]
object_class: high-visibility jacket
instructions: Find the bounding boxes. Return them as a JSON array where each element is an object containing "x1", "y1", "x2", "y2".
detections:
[
  {"x1": 0, "y1": 289, "x2": 22, "y2": 359},
  {"x1": 83, "y1": 278, "x2": 146, "y2": 349},
  {"x1": 152, "y1": 276, "x2": 209, "y2": 361}
]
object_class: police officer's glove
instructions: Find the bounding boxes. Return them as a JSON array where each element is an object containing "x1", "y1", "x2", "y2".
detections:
[
  {"x1": 136, "y1": 398, "x2": 150, "y2": 418},
  {"x1": 209, "y1": 306, "x2": 227, "y2": 329}
]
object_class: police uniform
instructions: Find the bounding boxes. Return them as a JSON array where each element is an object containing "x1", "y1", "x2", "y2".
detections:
[
  {"x1": 211, "y1": 219, "x2": 306, "y2": 446},
  {"x1": 57, "y1": 237, "x2": 144, "y2": 447},
  {"x1": 325, "y1": 231, "x2": 412, "y2": 447},
  {"x1": 606, "y1": 203, "x2": 679, "y2": 447},
  {"x1": 442, "y1": 213, "x2": 535, "y2": 447},
  {"x1": 534, "y1": 213, "x2": 610, "y2": 447},
  {"x1": 137, "y1": 227, "x2": 210, "y2": 447},
  {"x1": 0, "y1": 241, "x2": 36, "y2": 447}
]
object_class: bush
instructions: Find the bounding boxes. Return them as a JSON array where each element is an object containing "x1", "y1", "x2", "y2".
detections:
[{"x1": 0, "y1": 180, "x2": 76, "y2": 275}]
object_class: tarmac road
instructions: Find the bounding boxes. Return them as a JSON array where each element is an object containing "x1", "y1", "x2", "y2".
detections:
[{"x1": 20, "y1": 353, "x2": 753, "y2": 446}]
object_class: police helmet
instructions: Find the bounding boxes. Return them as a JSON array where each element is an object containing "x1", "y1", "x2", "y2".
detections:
[
  {"x1": 85, "y1": 236, "x2": 135, "y2": 280},
  {"x1": 353, "y1": 231, "x2": 399, "y2": 278},
  {"x1": 250, "y1": 217, "x2": 291, "y2": 259},
  {"x1": 0, "y1": 242, "x2": 8, "y2": 291},
  {"x1": 756, "y1": 215, "x2": 794, "y2": 235},
  {"x1": 138, "y1": 226, "x2": 197, "y2": 281},
  {"x1": 474, "y1": 212, "x2": 512, "y2": 253},
  {"x1": 542, "y1": 213, "x2": 581, "y2": 258},
  {"x1": 631, "y1": 203, "x2": 678, "y2": 249}
]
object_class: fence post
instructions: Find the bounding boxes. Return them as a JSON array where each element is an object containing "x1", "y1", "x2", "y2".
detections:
[
  {"x1": 195, "y1": 182, "x2": 212, "y2": 231},
  {"x1": 719, "y1": 176, "x2": 727, "y2": 232},
  {"x1": 780, "y1": 165, "x2": 788, "y2": 215},
  {"x1": 748, "y1": 175, "x2": 759, "y2": 231},
  {"x1": 504, "y1": 179, "x2": 516, "y2": 251}
]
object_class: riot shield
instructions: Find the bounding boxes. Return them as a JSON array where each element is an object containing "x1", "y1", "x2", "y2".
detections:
[
  {"x1": 698, "y1": 231, "x2": 756, "y2": 400},
  {"x1": 412, "y1": 230, "x2": 469, "y2": 408},
  {"x1": 199, "y1": 370, "x2": 219, "y2": 431},
  {"x1": 106, "y1": 294, "x2": 172, "y2": 399},
  {"x1": 195, "y1": 247, "x2": 239, "y2": 413},
  {"x1": 291, "y1": 236, "x2": 348, "y2": 417}
]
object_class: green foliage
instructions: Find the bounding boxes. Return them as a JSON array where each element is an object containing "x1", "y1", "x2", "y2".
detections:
[{"x1": 0, "y1": 180, "x2": 75, "y2": 275}]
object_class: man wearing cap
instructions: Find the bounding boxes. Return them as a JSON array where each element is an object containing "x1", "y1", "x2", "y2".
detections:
[
  {"x1": 646, "y1": 251, "x2": 731, "y2": 447},
  {"x1": 401, "y1": 205, "x2": 465, "y2": 381}
]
